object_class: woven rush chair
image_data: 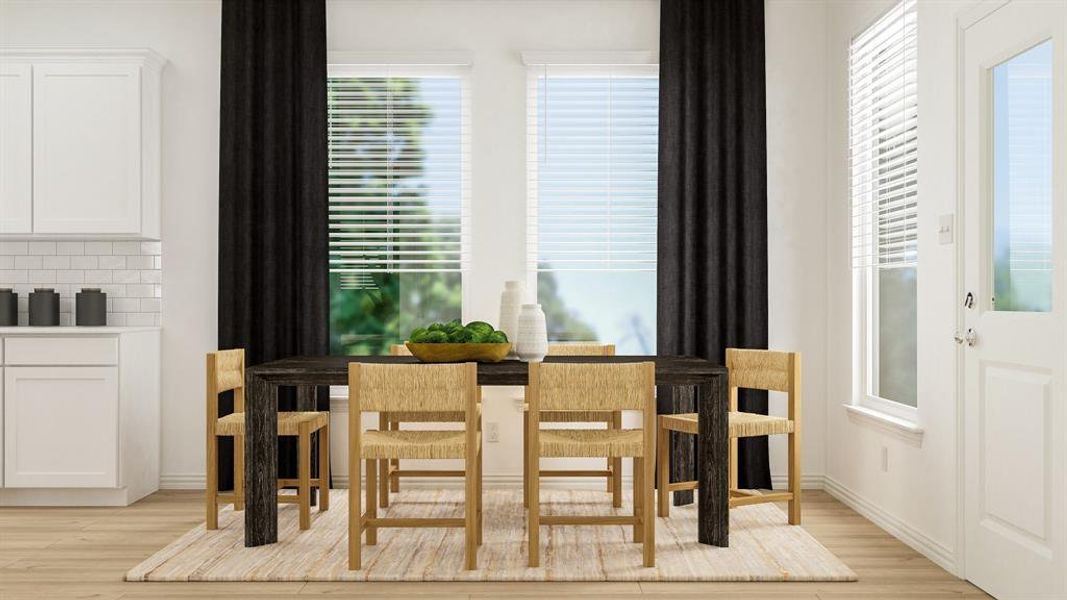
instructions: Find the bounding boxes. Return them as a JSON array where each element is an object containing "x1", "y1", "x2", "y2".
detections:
[
  {"x1": 376, "y1": 344, "x2": 467, "y2": 509},
  {"x1": 523, "y1": 343, "x2": 623, "y2": 508},
  {"x1": 348, "y1": 362, "x2": 483, "y2": 571},
  {"x1": 205, "y1": 349, "x2": 329, "y2": 531},
  {"x1": 657, "y1": 348, "x2": 801, "y2": 524},
  {"x1": 526, "y1": 361, "x2": 656, "y2": 568}
]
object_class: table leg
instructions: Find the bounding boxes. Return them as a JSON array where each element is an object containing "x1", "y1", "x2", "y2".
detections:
[
  {"x1": 698, "y1": 373, "x2": 729, "y2": 547},
  {"x1": 296, "y1": 385, "x2": 319, "y2": 506},
  {"x1": 244, "y1": 373, "x2": 278, "y2": 546},
  {"x1": 658, "y1": 385, "x2": 696, "y2": 506}
]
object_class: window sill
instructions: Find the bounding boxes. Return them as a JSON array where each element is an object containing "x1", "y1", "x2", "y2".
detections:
[{"x1": 844, "y1": 404, "x2": 924, "y2": 447}]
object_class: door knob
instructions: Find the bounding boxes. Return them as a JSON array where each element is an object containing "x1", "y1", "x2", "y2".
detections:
[{"x1": 964, "y1": 328, "x2": 977, "y2": 347}]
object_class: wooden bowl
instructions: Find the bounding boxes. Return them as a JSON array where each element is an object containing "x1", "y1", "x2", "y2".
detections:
[{"x1": 405, "y1": 342, "x2": 512, "y2": 363}]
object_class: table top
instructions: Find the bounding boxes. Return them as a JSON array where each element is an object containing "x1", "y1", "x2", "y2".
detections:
[{"x1": 246, "y1": 355, "x2": 726, "y2": 387}]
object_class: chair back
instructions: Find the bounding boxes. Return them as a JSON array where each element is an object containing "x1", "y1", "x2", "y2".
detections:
[
  {"x1": 547, "y1": 342, "x2": 615, "y2": 356},
  {"x1": 206, "y1": 349, "x2": 245, "y2": 434},
  {"x1": 348, "y1": 362, "x2": 478, "y2": 414},
  {"x1": 529, "y1": 362, "x2": 654, "y2": 413},
  {"x1": 725, "y1": 348, "x2": 800, "y2": 418}
]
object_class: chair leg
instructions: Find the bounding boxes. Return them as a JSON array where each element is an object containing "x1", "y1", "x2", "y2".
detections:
[
  {"x1": 366, "y1": 459, "x2": 378, "y2": 545},
  {"x1": 389, "y1": 419, "x2": 400, "y2": 494},
  {"x1": 522, "y1": 411, "x2": 529, "y2": 509},
  {"x1": 233, "y1": 434, "x2": 245, "y2": 511},
  {"x1": 611, "y1": 411, "x2": 623, "y2": 508},
  {"x1": 465, "y1": 451, "x2": 478, "y2": 570},
  {"x1": 206, "y1": 433, "x2": 219, "y2": 530},
  {"x1": 657, "y1": 421, "x2": 670, "y2": 518},
  {"x1": 298, "y1": 424, "x2": 312, "y2": 530},
  {"x1": 632, "y1": 457, "x2": 643, "y2": 543},
  {"x1": 477, "y1": 442, "x2": 484, "y2": 546},
  {"x1": 318, "y1": 426, "x2": 329, "y2": 512},
  {"x1": 378, "y1": 413, "x2": 390, "y2": 509},
  {"x1": 729, "y1": 436, "x2": 739, "y2": 492},
  {"x1": 349, "y1": 446, "x2": 361, "y2": 570},
  {"x1": 642, "y1": 453, "x2": 655, "y2": 567},
  {"x1": 527, "y1": 423, "x2": 540, "y2": 567},
  {"x1": 788, "y1": 431, "x2": 801, "y2": 525}
]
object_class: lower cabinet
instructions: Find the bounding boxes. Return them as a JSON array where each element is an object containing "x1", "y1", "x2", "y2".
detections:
[{"x1": 3, "y1": 366, "x2": 118, "y2": 488}]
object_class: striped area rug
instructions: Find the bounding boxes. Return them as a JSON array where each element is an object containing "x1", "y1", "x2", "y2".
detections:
[{"x1": 126, "y1": 489, "x2": 856, "y2": 582}]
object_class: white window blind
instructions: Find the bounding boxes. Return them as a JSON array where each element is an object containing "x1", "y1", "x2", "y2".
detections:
[
  {"x1": 849, "y1": 0, "x2": 918, "y2": 269},
  {"x1": 327, "y1": 65, "x2": 470, "y2": 289},
  {"x1": 526, "y1": 64, "x2": 659, "y2": 272}
]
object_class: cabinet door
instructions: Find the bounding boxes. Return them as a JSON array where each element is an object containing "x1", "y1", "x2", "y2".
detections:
[
  {"x1": 32, "y1": 63, "x2": 141, "y2": 235},
  {"x1": 0, "y1": 64, "x2": 32, "y2": 234},
  {"x1": 4, "y1": 366, "x2": 118, "y2": 488}
]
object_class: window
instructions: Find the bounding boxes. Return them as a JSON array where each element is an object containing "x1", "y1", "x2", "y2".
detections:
[
  {"x1": 327, "y1": 65, "x2": 470, "y2": 355},
  {"x1": 849, "y1": 0, "x2": 918, "y2": 412},
  {"x1": 526, "y1": 63, "x2": 659, "y2": 354}
]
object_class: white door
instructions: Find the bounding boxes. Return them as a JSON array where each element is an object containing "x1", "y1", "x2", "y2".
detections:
[
  {"x1": 3, "y1": 366, "x2": 118, "y2": 488},
  {"x1": 961, "y1": 1, "x2": 1066, "y2": 598},
  {"x1": 0, "y1": 63, "x2": 32, "y2": 234},
  {"x1": 32, "y1": 63, "x2": 142, "y2": 235}
]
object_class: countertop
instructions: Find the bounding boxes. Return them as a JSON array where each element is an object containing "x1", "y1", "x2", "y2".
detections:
[{"x1": 0, "y1": 326, "x2": 161, "y2": 335}]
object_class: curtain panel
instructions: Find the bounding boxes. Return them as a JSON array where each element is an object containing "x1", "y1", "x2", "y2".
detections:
[
  {"x1": 657, "y1": 0, "x2": 771, "y2": 499},
  {"x1": 217, "y1": 0, "x2": 330, "y2": 491}
]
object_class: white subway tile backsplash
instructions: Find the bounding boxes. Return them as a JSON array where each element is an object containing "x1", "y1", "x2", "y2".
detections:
[
  {"x1": 1, "y1": 241, "x2": 162, "y2": 327},
  {"x1": 14, "y1": 255, "x2": 42, "y2": 269},
  {"x1": 27, "y1": 241, "x2": 57, "y2": 255},
  {"x1": 56, "y1": 241, "x2": 85, "y2": 255},
  {"x1": 84, "y1": 241, "x2": 113, "y2": 255}
]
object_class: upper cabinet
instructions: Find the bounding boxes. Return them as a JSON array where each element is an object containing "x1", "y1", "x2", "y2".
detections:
[{"x1": 0, "y1": 49, "x2": 165, "y2": 240}]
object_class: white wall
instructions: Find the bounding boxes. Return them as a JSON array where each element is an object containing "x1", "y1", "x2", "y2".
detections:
[
  {"x1": 822, "y1": 0, "x2": 971, "y2": 575},
  {"x1": 1, "y1": 0, "x2": 831, "y2": 491},
  {"x1": 0, "y1": 0, "x2": 222, "y2": 489}
]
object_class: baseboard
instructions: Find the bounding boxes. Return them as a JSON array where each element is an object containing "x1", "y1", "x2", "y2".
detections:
[
  {"x1": 160, "y1": 473, "x2": 206, "y2": 490},
  {"x1": 823, "y1": 475, "x2": 959, "y2": 576}
]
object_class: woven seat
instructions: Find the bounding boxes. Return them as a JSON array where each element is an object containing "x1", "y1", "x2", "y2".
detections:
[
  {"x1": 216, "y1": 411, "x2": 328, "y2": 437},
  {"x1": 539, "y1": 428, "x2": 644, "y2": 458},
  {"x1": 387, "y1": 410, "x2": 466, "y2": 422},
  {"x1": 659, "y1": 411, "x2": 794, "y2": 438},
  {"x1": 361, "y1": 429, "x2": 477, "y2": 460}
]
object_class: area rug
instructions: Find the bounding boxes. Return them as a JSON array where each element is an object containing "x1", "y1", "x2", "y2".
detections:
[{"x1": 126, "y1": 489, "x2": 856, "y2": 582}]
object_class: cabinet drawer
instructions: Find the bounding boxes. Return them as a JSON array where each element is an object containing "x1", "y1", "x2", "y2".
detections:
[{"x1": 4, "y1": 337, "x2": 118, "y2": 366}]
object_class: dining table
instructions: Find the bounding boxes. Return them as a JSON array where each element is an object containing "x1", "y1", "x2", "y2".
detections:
[{"x1": 242, "y1": 354, "x2": 730, "y2": 549}]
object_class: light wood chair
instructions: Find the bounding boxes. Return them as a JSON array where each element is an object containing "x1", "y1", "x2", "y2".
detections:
[
  {"x1": 348, "y1": 362, "x2": 483, "y2": 571},
  {"x1": 205, "y1": 349, "x2": 329, "y2": 531},
  {"x1": 376, "y1": 344, "x2": 467, "y2": 508},
  {"x1": 656, "y1": 348, "x2": 801, "y2": 524},
  {"x1": 523, "y1": 343, "x2": 623, "y2": 508},
  {"x1": 526, "y1": 361, "x2": 656, "y2": 568}
]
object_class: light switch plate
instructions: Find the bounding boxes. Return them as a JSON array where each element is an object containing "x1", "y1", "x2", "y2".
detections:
[{"x1": 939, "y1": 214, "x2": 954, "y2": 244}]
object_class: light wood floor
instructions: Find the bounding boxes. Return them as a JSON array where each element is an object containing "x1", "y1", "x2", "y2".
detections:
[{"x1": 0, "y1": 489, "x2": 989, "y2": 599}]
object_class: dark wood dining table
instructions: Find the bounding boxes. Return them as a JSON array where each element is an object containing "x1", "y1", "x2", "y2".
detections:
[{"x1": 242, "y1": 354, "x2": 729, "y2": 548}]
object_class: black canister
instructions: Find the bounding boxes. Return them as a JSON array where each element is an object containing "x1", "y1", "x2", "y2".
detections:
[
  {"x1": 28, "y1": 288, "x2": 60, "y2": 326},
  {"x1": 0, "y1": 288, "x2": 16, "y2": 326},
  {"x1": 76, "y1": 288, "x2": 107, "y2": 326}
]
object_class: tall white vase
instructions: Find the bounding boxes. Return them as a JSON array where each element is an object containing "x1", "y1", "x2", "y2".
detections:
[
  {"x1": 515, "y1": 303, "x2": 548, "y2": 362},
  {"x1": 498, "y1": 280, "x2": 525, "y2": 353}
]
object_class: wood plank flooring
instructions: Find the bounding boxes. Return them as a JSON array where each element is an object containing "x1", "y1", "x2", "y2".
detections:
[{"x1": 0, "y1": 489, "x2": 990, "y2": 599}]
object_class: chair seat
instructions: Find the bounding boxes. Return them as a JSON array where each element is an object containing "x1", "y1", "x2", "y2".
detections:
[
  {"x1": 216, "y1": 411, "x2": 328, "y2": 436},
  {"x1": 362, "y1": 430, "x2": 478, "y2": 460},
  {"x1": 388, "y1": 410, "x2": 466, "y2": 423},
  {"x1": 539, "y1": 428, "x2": 644, "y2": 458},
  {"x1": 538, "y1": 409, "x2": 615, "y2": 422},
  {"x1": 660, "y1": 411, "x2": 794, "y2": 438}
]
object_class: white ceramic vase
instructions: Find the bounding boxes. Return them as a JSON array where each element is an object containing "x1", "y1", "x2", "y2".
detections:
[
  {"x1": 498, "y1": 280, "x2": 525, "y2": 353},
  {"x1": 515, "y1": 303, "x2": 548, "y2": 362}
]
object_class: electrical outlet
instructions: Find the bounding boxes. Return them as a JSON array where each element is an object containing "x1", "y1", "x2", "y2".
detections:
[
  {"x1": 881, "y1": 446, "x2": 889, "y2": 472},
  {"x1": 486, "y1": 421, "x2": 500, "y2": 443}
]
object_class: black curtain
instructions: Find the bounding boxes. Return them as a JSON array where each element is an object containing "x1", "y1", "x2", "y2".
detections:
[
  {"x1": 217, "y1": 0, "x2": 329, "y2": 491},
  {"x1": 657, "y1": 0, "x2": 771, "y2": 491}
]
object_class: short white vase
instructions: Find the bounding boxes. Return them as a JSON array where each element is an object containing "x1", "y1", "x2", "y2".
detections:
[
  {"x1": 498, "y1": 280, "x2": 525, "y2": 355},
  {"x1": 515, "y1": 303, "x2": 548, "y2": 362}
]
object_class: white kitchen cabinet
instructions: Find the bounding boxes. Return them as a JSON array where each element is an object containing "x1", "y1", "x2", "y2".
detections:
[
  {"x1": 0, "y1": 328, "x2": 160, "y2": 506},
  {"x1": 0, "y1": 63, "x2": 32, "y2": 234},
  {"x1": 4, "y1": 366, "x2": 119, "y2": 488},
  {"x1": 0, "y1": 49, "x2": 165, "y2": 240}
]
